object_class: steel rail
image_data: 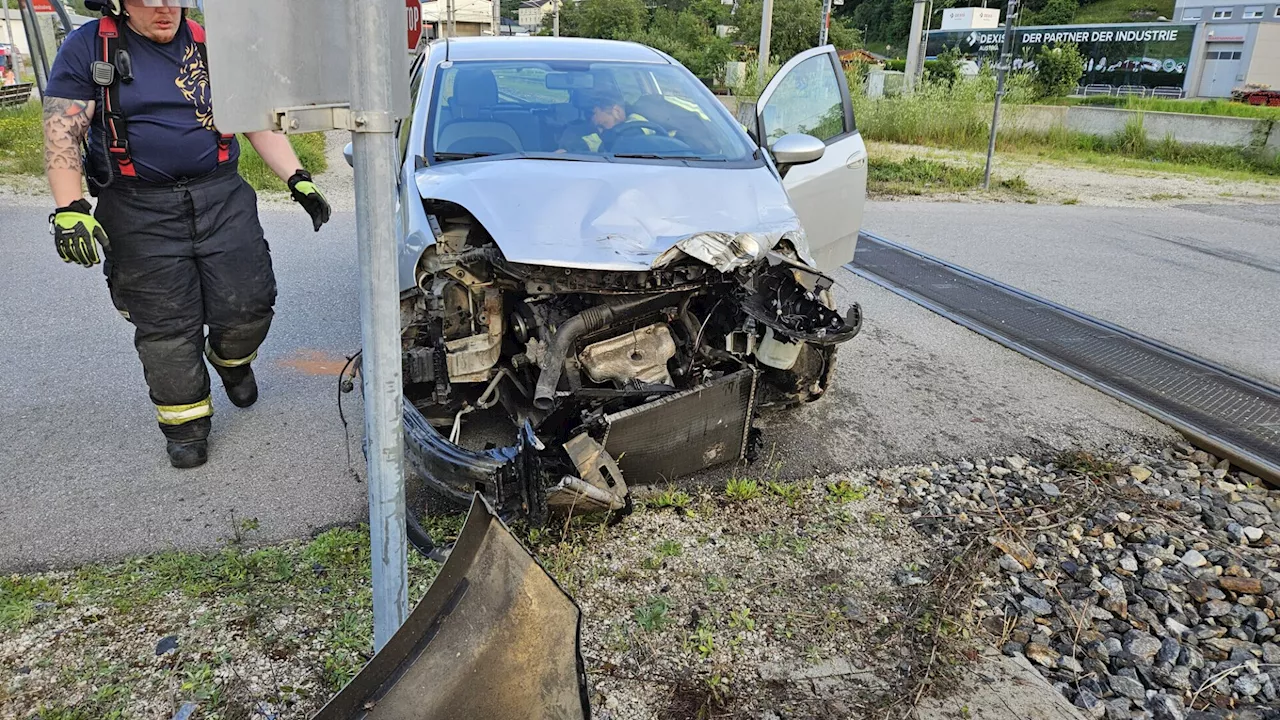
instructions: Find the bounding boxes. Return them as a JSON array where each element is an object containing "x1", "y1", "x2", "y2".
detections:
[{"x1": 847, "y1": 231, "x2": 1280, "y2": 484}]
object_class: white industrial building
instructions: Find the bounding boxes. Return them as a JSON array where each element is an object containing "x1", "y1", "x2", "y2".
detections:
[{"x1": 1174, "y1": 0, "x2": 1280, "y2": 96}]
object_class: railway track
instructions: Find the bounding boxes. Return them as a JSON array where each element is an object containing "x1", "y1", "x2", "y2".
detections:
[{"x1": 847, "y1": 231, "x2": 1280, "y2": 484}]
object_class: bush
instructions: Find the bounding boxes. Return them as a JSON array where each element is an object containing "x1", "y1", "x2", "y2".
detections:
[
  {"x1": 884, "y1": 59, "x2": 907, "y2": 72},
  {"x1": 1032, "y1": 43, "x2": 1084, "y2": 98},
  {"x1": 925, "y1": 46, "x2": 962, "y2": 86}
]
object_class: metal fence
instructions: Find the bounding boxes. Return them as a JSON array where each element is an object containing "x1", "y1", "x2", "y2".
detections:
[
  {"x1": 0, "y1": 82, "x2": 34, "y2": 109},
  {"x1": 1070, "y1": 84, "x2": 1187, "y2": 99}
]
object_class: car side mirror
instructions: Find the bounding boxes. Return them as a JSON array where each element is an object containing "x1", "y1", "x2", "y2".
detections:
[
  {"x1": 344, "y1": 142, "x2": 354, "y2": 168},
  {"x1": 770, "y1": 133, "x2": 826, "y2": 166}
]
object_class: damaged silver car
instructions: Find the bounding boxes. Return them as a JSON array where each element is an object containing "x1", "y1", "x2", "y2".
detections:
[{"x1": 347, "y1": 36, "x2": 868, "y2": 541}]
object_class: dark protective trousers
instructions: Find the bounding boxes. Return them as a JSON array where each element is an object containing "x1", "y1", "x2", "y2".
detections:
[{"x1": 95, "y1": 162, "x2": 277, "y2": 443}]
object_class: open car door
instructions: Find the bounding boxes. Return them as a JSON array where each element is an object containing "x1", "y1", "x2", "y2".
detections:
[{"x1": 754, "y1": 47, "x2": 867, "y2": 273}]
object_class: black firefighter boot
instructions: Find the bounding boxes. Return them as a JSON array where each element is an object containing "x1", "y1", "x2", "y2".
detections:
[
  {"x1": 161, "y1": 416, "x2": 211, "y2": 469},
  {"x1": 214, "y1": 364, "x2": 259, "y2": 408}
]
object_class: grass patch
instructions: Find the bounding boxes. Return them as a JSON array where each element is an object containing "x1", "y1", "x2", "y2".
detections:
[
  {"x1": 0, "y1": 101, "x2": 44, "y2": 175},
  {"x1": 0, "y1": 522, "x2": 441, "y2": 717},
  {"x1": 854, "y1": 76, "x2": 1280, "y2": 179},
  {"x1": 645, "y1": 485, "x2": 693, "y2": 513},
  {"x1": 724, "y1": 477, "x2": 761, "y2": 502},
  {"x1": 238, "y1": 132, "x2": 328, "y2": 191},
  {"x1": 0, "y1": 100, "x2": 326, "y2": 191},
  {"x1": 869, "y1": 156, "x2": 983, "y2": 194},
  {"x1": 1063, "y1": 95, "x2": 1280, "y2": 121}
]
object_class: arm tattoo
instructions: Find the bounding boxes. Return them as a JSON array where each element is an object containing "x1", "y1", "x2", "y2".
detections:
[{"x1": 43, "y1": 97, "x2": 93, "y2": 172}]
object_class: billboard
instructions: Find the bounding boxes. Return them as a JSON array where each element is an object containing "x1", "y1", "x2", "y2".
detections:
[{"x1": 926, "y1": 23, "x2": 1197, "y2": 88}]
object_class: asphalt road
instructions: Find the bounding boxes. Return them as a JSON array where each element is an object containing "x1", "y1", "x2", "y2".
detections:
[
  {"x1": 863, "y1": 201, "x2": 1280, "y2": 386},
  {"x1": 0, "y1": 193, "x2": 368, "y2": 571},
  {"x1": 0, "y1": 193, "x2": 1178, "y2": 571}
]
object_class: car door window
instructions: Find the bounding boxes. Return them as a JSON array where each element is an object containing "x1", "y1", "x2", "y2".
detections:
[
  {"x1": 760, "y1": 54, "x2": 848, "y2": 145},
  {"x1": 399, "y1": 56, "x2": 428, "y2": 168}
]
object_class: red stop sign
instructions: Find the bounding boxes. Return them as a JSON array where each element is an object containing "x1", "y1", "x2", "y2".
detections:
[{"x1": 407, "y1": 0, "x2": 423, "y2": 51}]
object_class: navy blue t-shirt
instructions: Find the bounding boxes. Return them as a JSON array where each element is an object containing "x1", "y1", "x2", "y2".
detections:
[{"x1": 46, "y1": 19, "x2": 240, "y2": 184}]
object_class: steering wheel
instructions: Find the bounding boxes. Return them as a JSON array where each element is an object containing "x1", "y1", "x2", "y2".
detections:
[{"x1": 601, "y1": 120, "x2": 669, "y2": 151}]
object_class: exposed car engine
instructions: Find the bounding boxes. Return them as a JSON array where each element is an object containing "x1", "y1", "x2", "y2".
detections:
[{"x1": 396, "y1": 205, "x2": 861, "y2": 527}]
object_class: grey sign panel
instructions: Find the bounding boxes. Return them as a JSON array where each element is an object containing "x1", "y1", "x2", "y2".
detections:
[{"x1": 205, "y1": 0, "x2": 409, "y2": 133}]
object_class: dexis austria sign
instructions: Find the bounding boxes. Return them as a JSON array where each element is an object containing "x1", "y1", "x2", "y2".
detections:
[{"x1": 926, "y1": 23, "x2": 1197, "y2": 88}]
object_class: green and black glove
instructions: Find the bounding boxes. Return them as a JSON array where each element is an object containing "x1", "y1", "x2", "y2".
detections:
[
  {"x1": 288, "y1": 169, "x2": 332, "y2": 232},
  {"x1": 49, "y1": 199, "x2": 107, "y2": 268}
]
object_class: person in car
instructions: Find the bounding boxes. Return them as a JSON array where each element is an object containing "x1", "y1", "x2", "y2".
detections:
[{"x1": 561, "y1": 89, "x2": 654, "y2": 153}]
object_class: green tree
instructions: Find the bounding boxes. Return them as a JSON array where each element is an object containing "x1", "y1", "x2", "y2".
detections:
[
  {"x1": 636, "y1": 6, "x2": 734, "y2": 79},
  {"x1": 1032, "y1": 42, "x2": 1084, "y2": 98},
  {"x1": 545, "y1": 0, "x2": 646, "y2": 39},
  {"x1": 732, "y1": 0, "x2": 861, "y2": 63}
]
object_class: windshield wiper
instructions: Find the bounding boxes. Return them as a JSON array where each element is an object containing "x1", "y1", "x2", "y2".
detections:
[
  {"x1": 612, "y1": 153, "x2": 717, "y2": 161},
  {"x1": 433, "y1": 151, "x2": 501, "y2": 161}
]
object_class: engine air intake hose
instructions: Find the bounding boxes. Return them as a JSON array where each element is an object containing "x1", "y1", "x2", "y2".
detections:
[{"x1": 533, "y1": 293, "x2": 679, "y2": 410}]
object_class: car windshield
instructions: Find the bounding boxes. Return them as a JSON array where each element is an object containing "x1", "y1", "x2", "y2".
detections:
[{"x1": 427, "y1": 60, "x2": 754, "y2": 163}]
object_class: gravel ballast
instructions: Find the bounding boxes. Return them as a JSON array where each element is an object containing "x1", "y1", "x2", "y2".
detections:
[{"x1": 878, "y1": 443, "x2": 1280, "y2": 720}]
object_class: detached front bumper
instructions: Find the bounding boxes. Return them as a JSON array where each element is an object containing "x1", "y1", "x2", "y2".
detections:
[{"x1": 401, "y1": 369, "x2": 760, "y2": 531}]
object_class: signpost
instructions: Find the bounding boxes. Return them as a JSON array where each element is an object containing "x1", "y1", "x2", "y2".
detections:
[
  {"x1": 982, "y1": 0, "x2": 1017, "y2": 189},
  {"x1": 407, "y1": 0, "x2": 422, "y2": 51},
  {"x1": 206, "y1": 0, "x2": 411, "y2": 652}
]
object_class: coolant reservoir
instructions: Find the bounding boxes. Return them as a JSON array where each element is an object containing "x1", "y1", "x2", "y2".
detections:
[{"x1": 755, "y1": 327, "x2": 803, "y2": 370}]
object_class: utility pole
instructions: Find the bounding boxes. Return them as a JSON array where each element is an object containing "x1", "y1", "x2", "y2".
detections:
[
  {"x1": 983, "y1": 0, "x2": 1017, "y2": 189},
  {"x1": 818, "y1": 0, "x2": 832, "y2": 46},
  {"x1": 492, "y1": 0, "x2": 500, "y2": 35},
  {"x1": 349, "y1": 0, "x2": 409, "y2": 653},
  {"x1": 553, "y1": 0, "x2": 559, "y2": 36},
  {"x1": 447, "y1": 0, "x2": 455, "y2": 37},
  {"x1": 903, "y1": 0, "x2": 926, "y2": 92},
  {"x1": 757, "y1": 0, "x2": 772, "y2": 83},
  {"x1": 3, "y1": 0, "x2": 24, "y2": 83}
]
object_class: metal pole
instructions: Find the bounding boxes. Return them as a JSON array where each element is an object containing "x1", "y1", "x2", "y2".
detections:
[
  {"x1": 18, "y1": 0, "x2": 47, "y2": 93},
  {"x1": 982, "y1": 0, "x2": 1017, "y2": 189},
  {"x1": 818, "y1": 0, "x2": 832, "y2": 46},
  {"x1": 2, "y1": 0, "x2": 23, "y2": 83},
  {"x1": 902, "y1": 0, "x2": 925, "y2": 93},
  {"x1": 349, "y1": 0, "x2": 409, "y2": 653},
  {"x1": 757, "y1": 0, "x2": 773, "y2": 82}
]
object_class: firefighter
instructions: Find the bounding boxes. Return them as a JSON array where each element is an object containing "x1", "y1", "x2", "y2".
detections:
[{"x1": 42, "y1": 0, "x2": 332, "y2": 469}]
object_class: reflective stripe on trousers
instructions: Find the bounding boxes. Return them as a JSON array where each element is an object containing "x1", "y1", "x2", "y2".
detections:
[{"x1": 156, "y1": 395, "x2": 213, "y2": 425}]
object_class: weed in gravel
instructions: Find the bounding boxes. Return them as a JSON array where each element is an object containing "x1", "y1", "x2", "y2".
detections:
[
  {"x1": 728, "y1": 607, "x2": 755, "y2": 631},
  {"x1": 704, "y1": 574, "x2": 730, "y2": 592},
  {"x1": 646, "y1": 485, "x2": 693, "y2": 512},
  {"x1": 998, "y1": 175, "x2": 1032, "y2": 194},
  {"x1": 724, "y1": 477, "x2": 761, "y2": 502},
  {"x1": 655, "y1": 539, "x2": 682, "y2": 558},
  {"x1": 689, "y1": 625, "x2": 716, "y2": 659},
  {"x1": 767, "y1": 480, "x2": 805, "y2": 507},
  {"x1": 1054, "y1": 449, "x2": 1116, "y2": 477},
  {"x1": 634, "y1": 597, "x2": 673, "y2": 632},
  {"x1": 826, "y1": 478, "x2": 870, "y2": 503}
]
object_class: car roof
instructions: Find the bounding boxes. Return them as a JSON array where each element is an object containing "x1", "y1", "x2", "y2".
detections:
[{"x1": 440, "y1": 36, "x2": 672, "y2": 64}]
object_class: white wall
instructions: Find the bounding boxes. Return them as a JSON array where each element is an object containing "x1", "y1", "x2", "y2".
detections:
[{"x1": 1246, "y1": 21, "x2": 1280, "y2": 85}]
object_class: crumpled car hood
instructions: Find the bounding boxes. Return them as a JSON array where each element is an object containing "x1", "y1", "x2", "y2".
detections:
[{"x1": 414, "y1": 158, "x2": 808, "y2": 272}]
